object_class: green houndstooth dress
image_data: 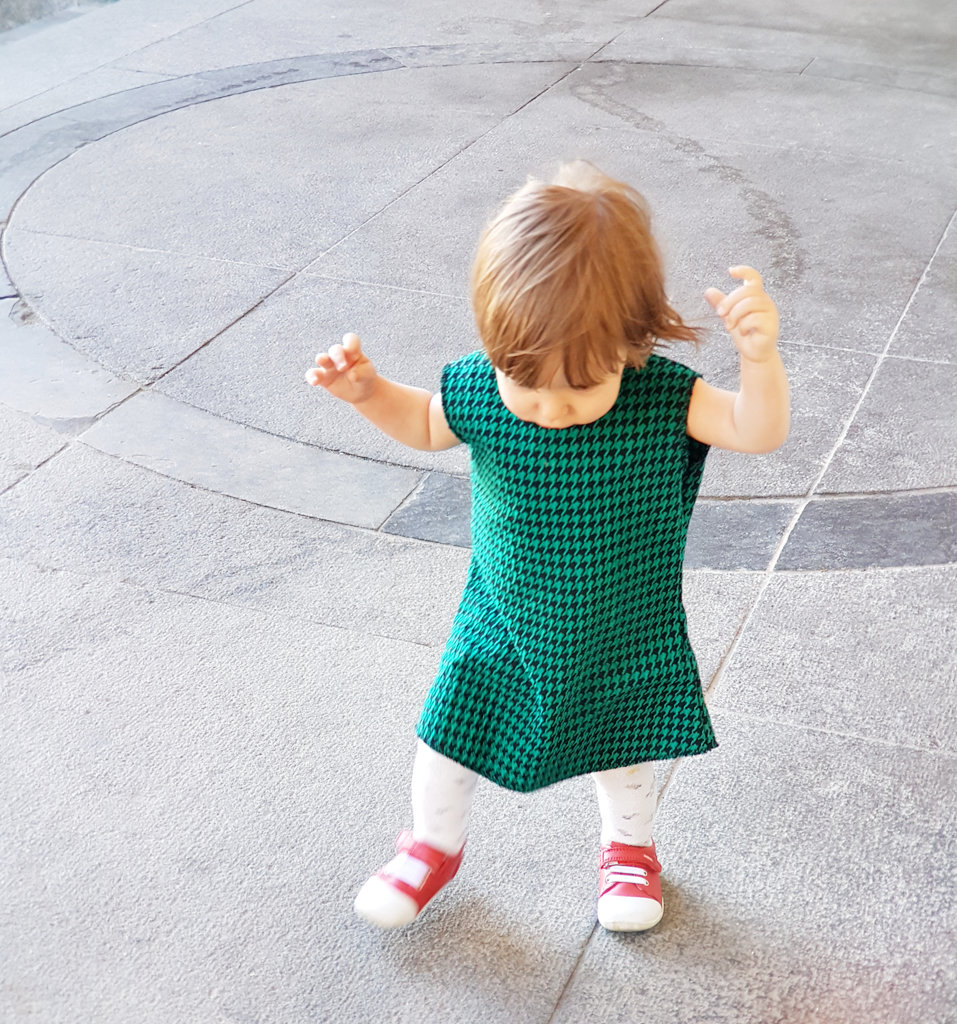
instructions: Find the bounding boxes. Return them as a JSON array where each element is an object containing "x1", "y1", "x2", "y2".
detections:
[{"x1": 416, "y1": 350, "x2": 716, "y2": 792}]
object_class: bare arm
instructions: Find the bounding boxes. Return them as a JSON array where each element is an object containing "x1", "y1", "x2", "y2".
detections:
[
  {"x1": 686, "y1": 267, "x2": 790, "y2": 453},
  {"x1": 305, "y1": 333, "x2": 461, "y2": 452}
]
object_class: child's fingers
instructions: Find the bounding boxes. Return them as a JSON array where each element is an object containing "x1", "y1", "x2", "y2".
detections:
[
  {"x1": 728, "y1": 265, "x2": 763, "y2": 290},
  {"x1": 342, "y1": 332, "x2": 362, "y2": 358},
  {"x1": 704, "y1": 287, "x2": 726, "y2": 310},
  {"x1": 327, "y1": 343, "x2": 351, "y2": 371},
  {"x1": 714, "y1": 267, "x2": 764, "y2": 316},
  {"x1": 722, "y1": 295, "x2": 766, "y2": 332}
]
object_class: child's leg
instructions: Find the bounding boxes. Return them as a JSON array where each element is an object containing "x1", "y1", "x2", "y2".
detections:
[
  {"x1": 354, "y1": 740, "x2": 477, "y2": 928},
  {"x1": 411, "y1": 739, "x2": 478, "y2": 853},
  {"x1": 592, "y1": 762, "x2": 656, "y2": 846},
  {"x1": 592, "y1": 763, "x2": 663, "y2": 931}
]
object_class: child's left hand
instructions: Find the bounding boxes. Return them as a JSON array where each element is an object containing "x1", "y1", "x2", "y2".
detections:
[{"x1": 705, "y1": 266, "x2": 780, "y2": 363}]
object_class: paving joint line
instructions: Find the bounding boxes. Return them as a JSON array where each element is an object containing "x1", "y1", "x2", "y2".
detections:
[
  {"x1": 702, "y1": 211, "x2": 957, "y2": 705},
  {"x1": 712, "y1": 707, "x2": 957, "y2": 758},
  {"x1": 3, "y1": 550, "x2": 441, "y2": 649},
  {"x1": 148, "y1": 270, "x2": 297, "y2": 386},
  {"x1": 543, "y1": 923, "x2": 599, "y2": 1024},
  {"x1": 0, "y1": 48, "x2": 951, "y2": 570}
]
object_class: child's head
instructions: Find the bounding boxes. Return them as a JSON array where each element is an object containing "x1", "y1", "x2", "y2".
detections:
[{"x1": 471, "y1": 161, "x2": 699, "y2": 389}]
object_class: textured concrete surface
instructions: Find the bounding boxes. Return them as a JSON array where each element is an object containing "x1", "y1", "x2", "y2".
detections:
[{"x1": 0, "y1": 0, "x2": 954, "y2": 1021}]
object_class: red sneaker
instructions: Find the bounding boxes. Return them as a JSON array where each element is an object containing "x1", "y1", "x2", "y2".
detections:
[
  {"x1": 597, "y1": 840, "x2": 664, "y2": 932},
  {"x1": 354, "y1": 830, "x2": 464, "y2": 928}
]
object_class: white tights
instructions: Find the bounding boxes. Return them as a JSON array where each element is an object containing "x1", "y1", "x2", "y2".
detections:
[{"x1": 411, "y1": 740, "x2": 656, "y2": 852}]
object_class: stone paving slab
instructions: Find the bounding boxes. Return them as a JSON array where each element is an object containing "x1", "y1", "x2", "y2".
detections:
[
  {"x1": 0, "y1": 557, "x2": 598, "y2": 1023},
  {"x1": 3, "y1": 62, "x2": 572, "y2": 268},
  {"x1": 890, "y1": 212, "x2": 957, "y2": 364},
  {"x1": 818, "y1": 357, "x2": 957, "y2": 493},
  {"x1": 779, "y1": 492, "x2": 957, "y2": 570},
  {"x1": 710, "y1": 566, "x2": 957, "y2": 751},
  {"x1": 108, "y1": 0, "x2": 650, "y2": 78},
  {"x1": 596, "y1": 14, "x2": 957, "y2": 77},
  {"x1": 0, "y1": 0, "x2": 244, "y2": 110},
  {"x1": 0, "y1": 297, "x2": 136, "y2": 427},
  {"x1": 0, "y1": 66, "x2": 175, "y2": 138},
  {"x1": 802, "y1": 56, "x2": 957, "y2": 98},
  {"x1": 80, "y1": 390, "x2": 423, "y2": 528},
  {"x1": 696, "y1": 343, "x2": 877, "y2": 498},
  {"x1": 3, "y1": 229, "x2": 293, "y2": 383},
  {"x1": 653, "y1": 0, "x2": 957, "y2": 72},
  {"x1": 154, "y1": 274, "x2": 474, "y2": 477},
  {"x1": 0, "y1": 442, "x2": 467, "y2": 647},
  {"x1": 0, "y1": 402, "x2": 64, "y2": 491},
  {"x1": 550, "y1": 713, "x2": 956, "y2": 1024}
]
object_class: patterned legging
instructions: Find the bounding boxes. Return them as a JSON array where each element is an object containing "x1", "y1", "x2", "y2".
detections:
[{"x1": 411, "y1": 740, "x2": 656, "y2": 853}]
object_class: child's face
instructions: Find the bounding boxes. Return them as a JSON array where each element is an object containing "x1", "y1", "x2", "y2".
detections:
[{"x1": 494, "y1": 359, "x2": 625, "y2": 430}]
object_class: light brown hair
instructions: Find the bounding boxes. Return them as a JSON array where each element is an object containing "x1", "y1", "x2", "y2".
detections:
[{"x1": 470, "y1": 160, "x2": 700, "y2": 388}]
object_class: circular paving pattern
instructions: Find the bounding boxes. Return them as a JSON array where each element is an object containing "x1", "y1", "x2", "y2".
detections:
[{"x1": 0, "y1": 44, "x2": 954, "y2": 567}]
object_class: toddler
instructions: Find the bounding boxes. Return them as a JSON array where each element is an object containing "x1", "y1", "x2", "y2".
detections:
[{"x1": 305, "y1": 161, "x2": 790, "y2": 931}]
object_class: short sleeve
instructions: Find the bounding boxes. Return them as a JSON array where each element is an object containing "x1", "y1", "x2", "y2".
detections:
[
  {"x1": 440, "y1": 351, "x2": 493, "y2": 448},
  {"x1": 666, "y1": 357, "x2": 710, "y2": 495}
]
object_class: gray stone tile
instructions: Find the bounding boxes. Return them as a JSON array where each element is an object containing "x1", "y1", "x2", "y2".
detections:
[
  {"x1": 3, "y1": 230, "x2": 292, "y2": 384},
  {"x1": 595, "y1": 19, "x2": 811, "y2": 73},
  {"x1": 0, "y1": 297, "x2": 137, "y2": 426},
  {"x1": 685, "y1": 500, "x2": 796, "y2": 570},
  {"x1": 382, "y1": 470, "x2": 472, "y2": 547},
  {"x1": 779, "y1": 491, "x2": 957, "y2": 570},
  {"x1": 604, "y1": 11, "x2": 957, "y2": 78},
  {"x1": 6, "y1": 62, "x2": 572, "y2": 268},
  {"x1": 551, "y1": 714, "x2": 956, "y2": 1024},
  {"x1": 696, "y1": 344, "x2": 877, "y2": 499},
  {"x1": 114, "y1": 0, "x2": 651, "y2": 77},
  {"x1": 153, "y1": 274, "x2": 473, "y2": 477},
  {"x1": 711, "y1": 567, "x2": 957, "y2": 751},
  {"x1": 653, "y1": 0, "x2": 957, "y2": 76},
  {"x1": 382, "y1": 41, "x2": 601, "y2": 68},
  {"x1": 819, "y1": 357, "x2": 957, "y2": 493},
  {"x1": 0, "y1": 443, "x2": 467, "y2": 647},
  {"x1": 0, "y1": 557, "x2": 600, "y2": 1022},
  {"x1": 0, "y1": 264, "x2": 16, "y2": 298},
  {"x1": 80, "y1": 391, "x2": 421, "y2": 529},
  {"x1": 804, "y1": 57, "x2": 957, "y2": 98},
  {"x1": 0, "y1": 0, "x2": 244, "y2": 109},
  {"x1": 44, "y1": 52, "x2": 404, "y2": 143},
  {"x1": 309, "y1": 61, "x2": 956, "y2": 356},
  {"x1": 0, "y1": 112, "x2": 105, "y2": 214},
  {"x1": 890, "y1": 213, "x2": 957, "y2": 364},
  {"x1": 0, "y1": 401, "x2": 65, "y2": 490},
  {"x1": 681, "y1": 571, "x2": 765, "y2": 688},
  {"x1": 0, "y1": 66, "x2": 174, "y2": 138}
]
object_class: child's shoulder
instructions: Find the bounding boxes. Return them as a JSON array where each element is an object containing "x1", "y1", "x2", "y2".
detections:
[
  {"x1": 629, "y1": 352, "x2": 701, "y2": 389},
  {"x1": 446, "y1": 348, "x2": 493, "y2": 372},
  {"x1": 442, "y1": 350, "x2": 494, "y2": 391}
]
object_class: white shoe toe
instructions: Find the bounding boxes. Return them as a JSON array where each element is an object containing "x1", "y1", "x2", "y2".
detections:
[
  {"x1": 354, "y1": 875, "x2": 419, "y2": 928},
  {"x1": 597, "y1": 893, "x2": 663, "y2": 932}
]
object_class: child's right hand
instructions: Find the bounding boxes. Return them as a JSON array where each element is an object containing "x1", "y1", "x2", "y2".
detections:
[{"x1": 305, "y1": 333, "x2": 378, "y2": 405}]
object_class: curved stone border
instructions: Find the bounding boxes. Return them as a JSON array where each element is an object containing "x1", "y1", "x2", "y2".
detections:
[{"x1": 0, "y1": 48, "x2": 954, "y2": 568}]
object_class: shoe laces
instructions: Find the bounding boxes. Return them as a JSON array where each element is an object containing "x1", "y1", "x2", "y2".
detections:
[{"x1": 604, "y1": 864, "x2": 650, "y2": 887}]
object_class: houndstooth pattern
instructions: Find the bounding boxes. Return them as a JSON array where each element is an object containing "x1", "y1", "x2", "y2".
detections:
[{"x1": 416, "y1": 351, "x2": 716, "y2": 792}]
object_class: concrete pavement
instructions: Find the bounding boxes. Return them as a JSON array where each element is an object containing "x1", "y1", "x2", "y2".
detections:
[{"x1": 1, "y1": 1, "x2": 955, "y2": 1021}]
